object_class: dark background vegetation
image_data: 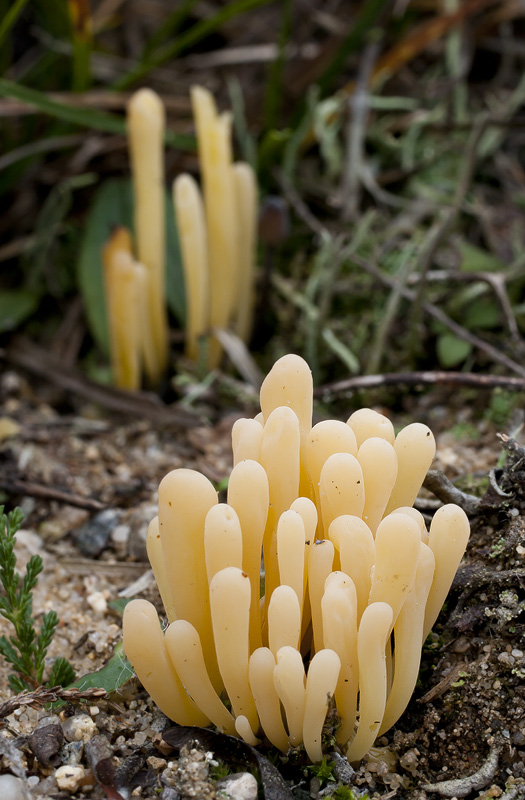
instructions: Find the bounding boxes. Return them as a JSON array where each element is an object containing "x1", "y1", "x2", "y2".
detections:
[{"x1": 1, "y1": 0, "x2": 525, "y2": 406}]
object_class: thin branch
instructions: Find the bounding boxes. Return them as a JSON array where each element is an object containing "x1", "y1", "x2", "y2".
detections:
[
  {"x1": 341, "y1": 36, "x2": 382, "y2": 221},
  {"x1": 411, "y1": 260, "x2": 525, "y2": 348},
  {"x1": 423, "y1": 470, "x2": 481, "y2": 516},
  {"x1": 367, "y1": 241, "x2": 418, "y2": 374},
  {"x1": 275, "y1": 169, "x2": 327, "y2": 238},
  {"x1": 0, "y1": 685, "x2": 107, "y2": 721},
  {"x1": 423, "y1": 742, "x2": 502, "y2": 797},
  {"x1": 315, "y1": 370, "x2": 525, "y2": 397},
  {"x1": 408, "y1": 113, "x2": 489, "y2": 355},
  {"x1": 418, "y1": 661, "x2": 469, "y2": 704},
  {"x1": 0, "y1": 478, "x2": 105, "y2": 511},
  {"x1": 2, "y1": 338, "x2": 198, "y2": 426},
  {"x1": 350, "y1": 254, "x2": 525, "y2": 378}
]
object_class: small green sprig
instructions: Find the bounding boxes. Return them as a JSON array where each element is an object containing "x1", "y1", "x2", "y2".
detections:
[
  {"x1": 332, "y1": 788, "x2": 369, "y2": 800},
  {"x1": 0, "y1": 506, "x2": 75, "y2": 692},
  {"x1": 306, "y1": 755, "x2": 337, "y2": 787}
]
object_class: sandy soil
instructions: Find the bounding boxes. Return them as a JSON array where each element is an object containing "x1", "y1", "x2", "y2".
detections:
[{"x1": 0, "y1": 367, "x2": 524, "y2": 800}]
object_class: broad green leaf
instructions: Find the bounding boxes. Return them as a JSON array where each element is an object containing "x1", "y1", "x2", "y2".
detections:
[
  {"x1": 108, "y1": 597, "x2": 134, "y2": 615},
  {"x1": 72, "y1": 642, "x2": 134, "y2": 693},
  {"x1": 77, "y1": 177, "x2": 185, "y2": 355},
  {"x1": 0, "y1": 290, "x2": 39, "y2": 332},
  {"x1": 436, "y1": 333, "x2": 472, "y2": 368},
  {"x1": 459, "y1": 241, "x2": 505, "y2": 273},
  {"x1": 166, "y1": 194, "x2": 186, "y2": 323},
  {"x1": 463, "y1": 298, "x2": 500, "y2": 330},
  {"x1": 77, "y1": 178, "x2": 133, "y2": 354}
]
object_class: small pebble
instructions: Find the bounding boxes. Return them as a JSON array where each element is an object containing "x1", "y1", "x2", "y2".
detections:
[
  {"x1": 451, "y1": 636, "x2": 471, "y2": 654},
  {"x1": 35, "y1": 714, "x2": 61, "y2": 730},
  {"x1": 0, "y1": 774, "x2": 26, "y2": 800},
  {"x1": 55, "y1": 764, "x2": 85, "y2": 792},
  {"x1": 399, "y1": 749, "x2": 419, "y2": 775},
  {"x1": 28, "y1": 722, "x2": 64, "y2": 767},
  {"x1": 85, "y1": 444, "x2": 100, "y2": 461},
  {"x1": 331, "y1": 753, "x2": 355, "y2": 784},
  {"x1": 14, "y1": 529, "x2": 44, "y2": 555},
  {"x1": 512, "y1": 730, "x2": 525, "y2": 746},
  {"x1": 111, "y1": 524, "x2": 131, "y2": 545},
  {"x1": 484, "y1": 786, "x2": 502, "y2": 798},
  {"x1": 62, "y1": 714, "x2": 97, "y2": 743},
  {"x1": 217, "y1": 772, "x2": 258, "y2": 800},
  {"x1": 0, "y1": 417, "x2": 20, "y2": 440},
  {"x1": 72, "y1": 509, "x2": 119, "y2": 557},
  {"x1": 87, "y1": 591, "x2": 108, "y2": 615},
  {"x1": 159, "y1": 789, "x2": 179, "y2": 800},
  {"x1": 60, "y1": 740, "x2": 85, "y2": 765}
]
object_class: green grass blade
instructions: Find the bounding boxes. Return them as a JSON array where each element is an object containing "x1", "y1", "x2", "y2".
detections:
[
  {"x1": 67, "y1": 0, "x2": 93, "y2": 92},
  {"x1": 318, "y1": 0, "x2": 392, "y2": 95},
  {"x1": 142, "y1": 0, "x2": 200, "y2": 57},
  {"x1": 0, "y1": 78, "x2": 125, "y2": 133},
  {"x1": 263, "y1": 0, "x2": 292, "y2": 130},
  {"x1": 0, "y1": 78, "x2": 193, "y2": 149},
  {"x1": 0, "y1": 0, "x2": 30, "y2": 48},
  {"x1": 71, "y1": 33, "x2": 91, "y2": 93}
]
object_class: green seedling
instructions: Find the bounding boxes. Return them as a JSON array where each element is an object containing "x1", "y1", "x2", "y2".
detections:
[
  {"x1": 332, "y1": 787, "x2": 369, "y2": 800},
  {"x1": 306, "y1": 755, "x2": 337, "y2": 787},
  {"x1": 209, "y1": 760, "x2": 233, "y2": 781},
  {"x1": 0, "y1": 506, "x2": 75, "y2": 692}
]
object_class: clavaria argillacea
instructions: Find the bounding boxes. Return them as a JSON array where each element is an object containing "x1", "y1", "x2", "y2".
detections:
[
  {"x1": 123, "y1": 354, "x2": 470, "y2": 763},
  {"x1": 103, "y1": 85, "x2": 258, "y2": 389}
]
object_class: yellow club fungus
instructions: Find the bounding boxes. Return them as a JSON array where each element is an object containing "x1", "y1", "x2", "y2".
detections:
[
  {"x1": 127, "y1": 88, "x2": 168, "y2": 385},
  {"x1": 123, "y1": 353, "x2": 470, "y2": 764},
  {"x1": 105, "y1": 85, "x2": 258, "y2": 388},
  {"x1": 174, "y1": 85, "x2": 258, "y2": 368},
  {"x1": 102, "y1": 226, "x2": 146, "y2": 391}
]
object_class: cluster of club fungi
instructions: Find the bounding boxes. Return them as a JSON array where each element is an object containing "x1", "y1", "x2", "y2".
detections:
[{"x1": 123, "y1": 354, "x2": 470, "y2": 763}]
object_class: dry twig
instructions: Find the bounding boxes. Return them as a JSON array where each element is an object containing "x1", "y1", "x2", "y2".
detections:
[
  {"x1": 2, "y1": 338, "x2": 198, "y2": 426},
  {"x1": 351, "y1": 254, "x2": 525, "y2": 378},
  {"x1": 0, "y1": 478, "x2": 105, "y2": 511},
  {"x1": 423, "y1": 741, "x2": 502, "y2": 797},
  {"x1": 423, "y1": 470, "x2": 481, "y2": 516},
  {"x1": 315, "y1": 370, "x2": 525, "y2": 396},
  {"x1": 0, "y1": 685, "x2": 107, "y2": 721},
  {"x1": 418, "y1": 661, "x2": 469, "y2": 704},
  {"x1": 341, "y1": 36, "x2": 382, "y2": 221}
]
